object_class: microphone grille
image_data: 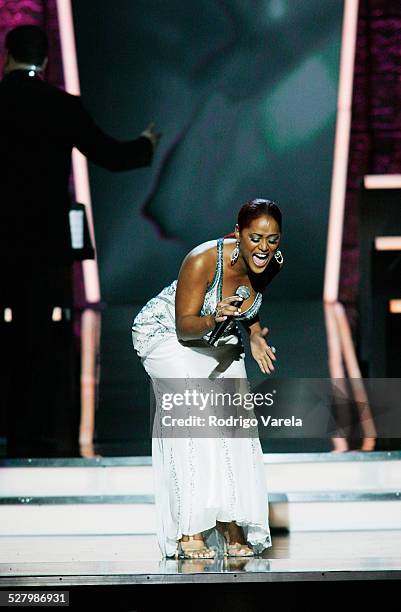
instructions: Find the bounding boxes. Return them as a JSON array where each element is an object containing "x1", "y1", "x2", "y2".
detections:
[{"x1": 236, "y1": 285, "x2": 251, "y2": 300}]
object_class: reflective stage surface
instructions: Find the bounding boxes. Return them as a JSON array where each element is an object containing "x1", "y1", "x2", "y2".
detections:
[{"x1": 1, "y1": 531, "x2": 401, "y2": 585}]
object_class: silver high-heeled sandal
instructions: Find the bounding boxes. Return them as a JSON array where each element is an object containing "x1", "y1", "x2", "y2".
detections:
[
  {"x1": 175, "y1": 535, "x2": 216, "y2": 559},
  {"x1": 217, "y1": 525, "x2": 254, "y2": 557},
  {"x1": 223, "y1": 540, "x2": 254, "y2": 557}
]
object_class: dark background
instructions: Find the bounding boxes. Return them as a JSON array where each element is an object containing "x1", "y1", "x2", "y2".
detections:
[
  {"x1": 72, "y1": 0, "x2": 342, "y2": 303},
  {"x1": 71, "y1": 0, "x2": 343, "y2": 454}
]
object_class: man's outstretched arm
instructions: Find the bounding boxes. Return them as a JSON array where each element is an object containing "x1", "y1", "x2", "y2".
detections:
[{"x1": 71, "y1": 97, "x2": 160, "y2": 171}]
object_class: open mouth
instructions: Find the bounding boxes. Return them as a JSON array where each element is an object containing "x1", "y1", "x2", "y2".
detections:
[{"x1": 252, "y1": 253, "x2": 269, "y2": 268}]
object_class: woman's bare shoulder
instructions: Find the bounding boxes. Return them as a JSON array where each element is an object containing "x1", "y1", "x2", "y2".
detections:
[
  {"x1": 176, "y1": 241, "x2": 219, "y2": 288},
  {"x1": 182, "y1": 240, "x2": 218, "y2": 269}
]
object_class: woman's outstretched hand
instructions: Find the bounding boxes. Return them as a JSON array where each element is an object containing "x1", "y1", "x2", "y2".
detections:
[{"x1": 250, "y1": 327, "x2": 276, "y2": 374}]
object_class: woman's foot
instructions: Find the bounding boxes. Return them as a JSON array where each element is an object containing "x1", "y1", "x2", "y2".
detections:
[
  {"x1": 176, "y1": 533, "x2": 216, "y2": 559},
  {"x1": 216, "y1": 521, "x2": 254, "y2": 557}
]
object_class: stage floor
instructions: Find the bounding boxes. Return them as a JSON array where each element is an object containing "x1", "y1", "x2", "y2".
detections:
[{"x1": 1, "y1": 530, "x2": 401, "y2": 585}]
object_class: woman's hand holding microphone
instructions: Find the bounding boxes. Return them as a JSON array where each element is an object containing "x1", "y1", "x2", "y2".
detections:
[
  {"x1": 213, "y1": 295, "x2": 243, "y2": 323},
  {"x1": 212, "y1": 297, "x2": 277, "y2": 373}
]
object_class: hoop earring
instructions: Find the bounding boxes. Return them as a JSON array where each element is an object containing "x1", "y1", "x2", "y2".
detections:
[{"x1": 230, "y1": 240, "x2": 240, "y2": 266}]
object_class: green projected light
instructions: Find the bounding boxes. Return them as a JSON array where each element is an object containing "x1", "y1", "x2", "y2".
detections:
[
  {"x1": 263, "y1": 56, "x2": 338, "y2": 151},
  {"x1": 73, "y1": 0, "x2": 343, "y2": 302},
  {"x1": 265, "y1": 0, "x2": 288, "y2": 21}
]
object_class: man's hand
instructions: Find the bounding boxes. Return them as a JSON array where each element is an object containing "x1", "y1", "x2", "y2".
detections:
[
  {"x1": 141, "y1": 122, "x2": 161, "y2": 151},
  {"x1": 250, "y1": 327, "x2": 276, "y2": 374}
]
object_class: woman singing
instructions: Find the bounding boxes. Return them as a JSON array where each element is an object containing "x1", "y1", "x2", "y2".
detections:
[{"x1": 132, "y1": 198, "x2": 283, "y2": 559}]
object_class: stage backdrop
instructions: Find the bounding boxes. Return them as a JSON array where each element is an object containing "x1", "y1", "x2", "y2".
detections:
[{"x1": 72, "y1": 0, "x2": 343, "y2": 304}]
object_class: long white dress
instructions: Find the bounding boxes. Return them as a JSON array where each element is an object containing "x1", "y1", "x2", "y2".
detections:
[{"x1": 132, "y1": 238, "x2": 273, "y2": 558}]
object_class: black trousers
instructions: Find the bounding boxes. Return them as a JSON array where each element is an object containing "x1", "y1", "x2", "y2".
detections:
[{"x1": 0, "y1": 260, "x2": 80, "y2": 457}]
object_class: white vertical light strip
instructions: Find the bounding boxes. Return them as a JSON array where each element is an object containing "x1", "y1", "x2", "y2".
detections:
[
  {"x1": 323, "y1": 303, "x2": 345, "y2": 378},
  {"x1": 323, "y1": 303, "x2": 350, "y2": 453},
  {"x1": 334, "y1": 302, "x2": 376, "y2": 451},
  {"x1": 321, "y1": 2, "x2": 375, "y2": 455},
  {"x1": 79, "y1": 309, "x2": 101, "y2": 458},
  {"x1": 323, "y1": 0, "x2": 359, "y2": 303},
  {"x1": 56, "y1": 0, "x2": 100, "y2": 303}
]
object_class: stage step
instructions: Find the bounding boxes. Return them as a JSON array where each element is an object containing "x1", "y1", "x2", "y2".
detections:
[{"x1": 1, "y1": 452, "x2": 400, "y2": 535}]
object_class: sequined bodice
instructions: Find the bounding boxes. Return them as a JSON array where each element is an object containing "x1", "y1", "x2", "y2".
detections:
[
  {"x1": 200, "y1": 238, "x2": 262, "y2": 335},
  {"x1": 132, "y1": 238, "x2": 263, "y2": 357}
]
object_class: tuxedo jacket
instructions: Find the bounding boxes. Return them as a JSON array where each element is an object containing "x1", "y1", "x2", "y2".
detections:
[{"x1": 0, "y1": 69, "x2": 153, "y2": 263}]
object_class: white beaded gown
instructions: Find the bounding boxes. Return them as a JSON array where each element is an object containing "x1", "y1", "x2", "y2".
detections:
[{"x1": 132, "y1": 238, "x2": 274, "y2": 558}]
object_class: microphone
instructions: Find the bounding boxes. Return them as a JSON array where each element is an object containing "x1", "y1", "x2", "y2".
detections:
[{"x1": 207, "y1": 285, "x2": 251, "y2": 346}]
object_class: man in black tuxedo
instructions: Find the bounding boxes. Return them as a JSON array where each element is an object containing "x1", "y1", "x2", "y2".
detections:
[{"x1": 0, "y1": 25, "x2": 160, "y2": 456}]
